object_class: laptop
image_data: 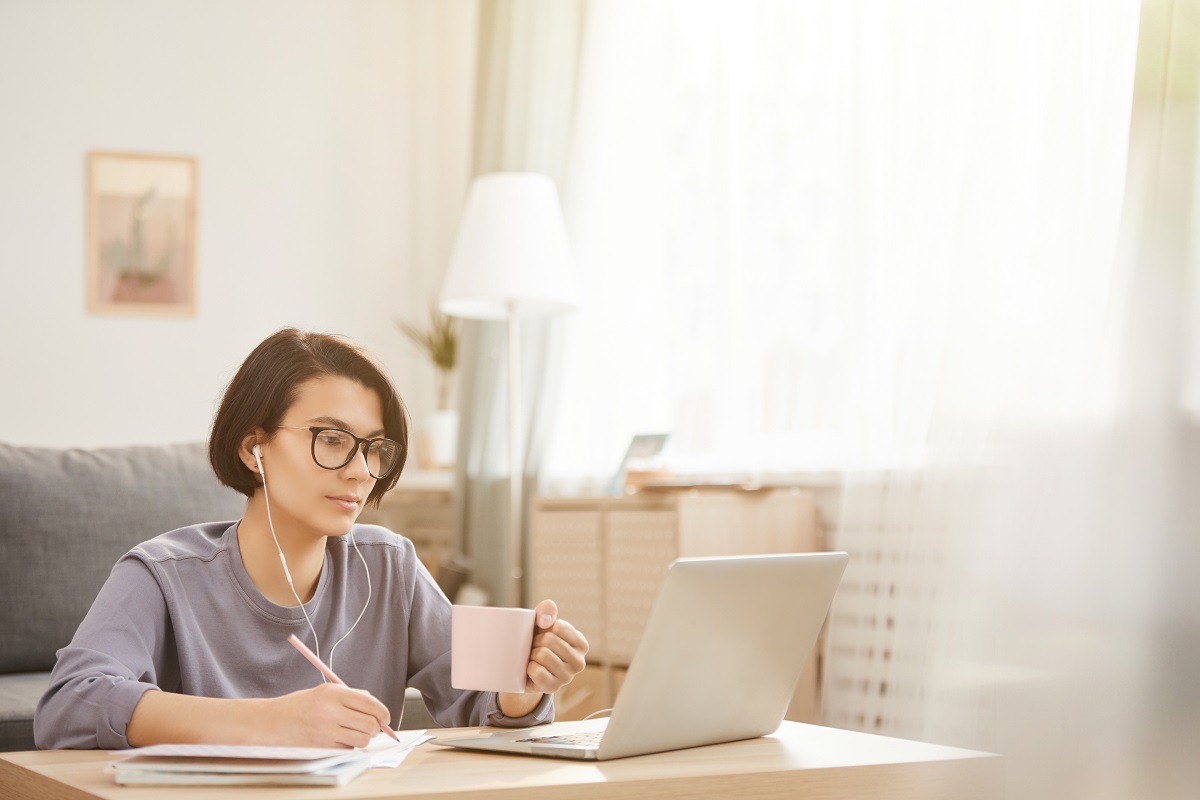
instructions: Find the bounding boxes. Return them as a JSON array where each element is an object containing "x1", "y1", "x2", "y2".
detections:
[{"x1": 434, "y1": 551, "x2": 848, "y2": 761}]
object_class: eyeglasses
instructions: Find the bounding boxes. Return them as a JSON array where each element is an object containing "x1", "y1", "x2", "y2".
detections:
[{"x1": 275, "y1": 425, "x2": 403, "y2": 479}]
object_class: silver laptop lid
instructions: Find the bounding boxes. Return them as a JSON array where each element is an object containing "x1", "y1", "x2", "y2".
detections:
[{"x1": 597, "y1": 551, "x2": 848, "y2": 760}]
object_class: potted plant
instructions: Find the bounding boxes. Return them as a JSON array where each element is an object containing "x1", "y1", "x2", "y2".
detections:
[{"x1": 396, "y1": 307, "x2": 459, "y2": 468}]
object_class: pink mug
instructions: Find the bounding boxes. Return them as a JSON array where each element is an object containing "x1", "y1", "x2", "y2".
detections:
[{"x1": 451, "y1": 605, "x2": 536, "y2": 693}]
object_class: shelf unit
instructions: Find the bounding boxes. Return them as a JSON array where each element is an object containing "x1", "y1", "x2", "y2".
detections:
[{"x1": 359, "y1": 472, "x2": 455, "y2": 582}]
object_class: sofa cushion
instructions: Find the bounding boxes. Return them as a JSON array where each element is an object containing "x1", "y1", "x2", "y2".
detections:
[
  {"x1": 0, "y1": 673, "x2": 49, "y2": 751},
  {"x1": 0, "y1": 442, "x2": 245, "y2": 674}
]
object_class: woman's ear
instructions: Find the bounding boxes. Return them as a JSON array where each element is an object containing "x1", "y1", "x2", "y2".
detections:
[{"x1": 239, "y1": 431, "x2": 265, "y2": 473}]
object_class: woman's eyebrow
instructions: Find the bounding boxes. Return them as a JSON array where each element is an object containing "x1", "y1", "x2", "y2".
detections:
[{"x1": 309, "y1": 416, "x2": 387, "y2": 438}]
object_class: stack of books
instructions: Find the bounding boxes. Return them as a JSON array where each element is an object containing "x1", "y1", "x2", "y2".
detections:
[{"x1": 109, "y1": 732, "x2": 426, "y2": 787}]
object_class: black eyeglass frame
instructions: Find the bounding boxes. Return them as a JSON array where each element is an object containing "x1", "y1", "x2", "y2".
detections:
[{"x1": 274, "y1": 425, "x2": 403, "y2": 479}]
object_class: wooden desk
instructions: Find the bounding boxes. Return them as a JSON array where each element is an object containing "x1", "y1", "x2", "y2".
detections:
[{"x1": 0, "y1": 722, "x2": 1001, "y2": 800}]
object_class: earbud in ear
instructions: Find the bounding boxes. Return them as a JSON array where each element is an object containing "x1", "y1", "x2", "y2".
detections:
[{"x1": 252, "y1": 445, "x2": 261, "y2": 458}]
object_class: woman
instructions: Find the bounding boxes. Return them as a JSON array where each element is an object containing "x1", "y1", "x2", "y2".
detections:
[{"x1": 34, "y1": 328, "x2": 587, "y2": 749}]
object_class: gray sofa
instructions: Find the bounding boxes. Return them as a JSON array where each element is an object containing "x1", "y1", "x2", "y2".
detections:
[{"x1": 0, "y1": 442, "x2": 433, "y2": 751}]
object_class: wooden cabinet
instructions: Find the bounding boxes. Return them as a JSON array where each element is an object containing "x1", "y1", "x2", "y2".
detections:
[
  {"x1": 359, "y1": 472, "x2": 454, "y2": 582},
  {"x1": 530, "y1": 487, "x2": 825, "y2": 721}
]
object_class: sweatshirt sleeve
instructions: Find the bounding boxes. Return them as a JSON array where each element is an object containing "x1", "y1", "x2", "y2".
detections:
[
  {"x1": 403, "y1": 559, "x2": 554, "y2": 729},
  {"x1": 34, "y1": 555, "x2": 171, "y2": 749}
]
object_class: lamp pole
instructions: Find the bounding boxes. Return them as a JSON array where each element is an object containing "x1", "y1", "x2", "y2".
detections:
[
  {"x1": 506, "y1": 300, "x2": 524, "y2": 607},
  {"x1": 439, "y1": 173, "x2": 578, "y2": 609}
]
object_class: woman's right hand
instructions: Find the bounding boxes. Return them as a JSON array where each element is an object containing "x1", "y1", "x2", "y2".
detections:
[
  {"x1": 126, "y1": 683, "x2": 393, "y2": 748},
  {"x1": 259, "y1": 682, "x2": 393, "y2": 748}
]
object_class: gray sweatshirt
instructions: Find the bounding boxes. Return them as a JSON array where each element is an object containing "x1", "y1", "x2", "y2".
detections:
[{"x1": 34, "y1": 521, "x2": 552, "y2": 749}]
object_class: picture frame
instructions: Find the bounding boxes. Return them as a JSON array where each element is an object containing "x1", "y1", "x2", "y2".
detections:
[
  {"x1": 608, "y1": 433, "x2": 671, "y2": 495},
  {"x1": 85, "y1": 150, "x2": 197, "y2": 316}
]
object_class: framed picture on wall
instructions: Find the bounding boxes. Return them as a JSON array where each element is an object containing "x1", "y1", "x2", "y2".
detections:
[{"x1": 85, "y1": 150, "x2": 197, "y2": 316}]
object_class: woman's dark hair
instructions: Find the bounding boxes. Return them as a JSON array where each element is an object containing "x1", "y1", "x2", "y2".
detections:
[{"x1": 209, "y1": 328, "x2": 408, "y2": 508}]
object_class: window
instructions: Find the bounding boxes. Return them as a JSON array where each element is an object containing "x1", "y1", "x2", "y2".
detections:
[{"x1": 545, "y1": 0, "x2": 1134, "y2": 487}]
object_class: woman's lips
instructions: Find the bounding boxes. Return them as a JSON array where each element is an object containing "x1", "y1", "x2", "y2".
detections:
[{"x1": 328, "y1": 496, "x2": 361, "y2": 512}]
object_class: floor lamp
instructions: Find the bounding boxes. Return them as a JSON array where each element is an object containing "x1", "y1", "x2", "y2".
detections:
[{"x1": 439, "y1": 173, "x2": 579, "y2": 608}]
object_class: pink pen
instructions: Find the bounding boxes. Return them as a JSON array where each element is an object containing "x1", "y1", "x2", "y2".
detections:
[{"x1": 287, "y1": 633, "x2": 401, "y2": 742}]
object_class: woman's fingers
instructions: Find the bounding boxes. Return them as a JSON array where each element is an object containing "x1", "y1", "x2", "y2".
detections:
[
  {"x1": 334, "y1": 723, "x2": 375, "y2": 749},
  {"x1": 527, "y1": 619, "x2": 589, "y2": 692},
  {"x1": 532, "y1": 598, "x2": 559, "y2": 630},
  {"x1": 534, "y1": 621, "x2": 589, "y2": 664},
  {"x1": 280, "y1": 683, "x2": 392, "y2": 748},
  {"x1": 342, "y1": 686, "x2": 393, "y2": 730}
]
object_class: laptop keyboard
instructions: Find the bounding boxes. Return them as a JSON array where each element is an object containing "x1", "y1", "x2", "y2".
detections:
[{"x1": 515, "y1": 730, "x2": 605, "y2": 748}]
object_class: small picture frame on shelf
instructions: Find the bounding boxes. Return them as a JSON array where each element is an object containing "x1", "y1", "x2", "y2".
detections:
[{"x1": 608, "y1": 433, "x2": 670, "y2": 495}]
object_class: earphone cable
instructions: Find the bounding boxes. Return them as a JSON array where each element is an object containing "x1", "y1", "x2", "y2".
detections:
[
  {"x1": 258, "y1": 456, "x2": 324, "y2": 680},
  {"x1": 326, "y1": 530, "x2": 371, "y2": 675}
]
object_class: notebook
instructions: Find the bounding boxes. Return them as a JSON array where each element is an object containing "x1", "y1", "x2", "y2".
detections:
[
  {"x1": 435, "y1": 551, "x2": 848, "y2": 761},
  {"x1": 109, "y1": 731, "x2": 427, "y2": 786}
]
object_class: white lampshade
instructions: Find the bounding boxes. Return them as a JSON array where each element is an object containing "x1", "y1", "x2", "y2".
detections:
[{"x1": 440, "y1": 173, "x2": 579, "y2": 320}]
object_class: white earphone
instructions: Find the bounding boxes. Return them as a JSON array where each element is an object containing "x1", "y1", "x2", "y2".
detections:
[{"x1": 252, "y1": 441, "x2": 372, "y2": 677}]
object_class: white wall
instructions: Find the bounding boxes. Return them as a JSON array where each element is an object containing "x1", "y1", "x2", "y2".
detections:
[{"x1": 0, "y1": 0, "x2": 435, "y2": 448}]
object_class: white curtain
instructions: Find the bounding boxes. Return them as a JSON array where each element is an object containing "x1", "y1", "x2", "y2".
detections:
[
  {"x1": 400, "y1": 0, "x2": 479, "y2": 392},
  {"x1": 821, "y1": 0, "x2": 1138, "y2": 739},
  {"x1": 549, "y1": 0, "x2": 1140, "y2": 481},
  {"x1": 398, "y1": 0, "x2": 587, "y2": 606},
  {"x1": 548, "y1": 0, "x2": 1199, "y2": 796},
  {"x1": 822, "y1": 4, "x2": 1200, "y2": 799},
  {"x1": 550, "y1": 0, "x2": 860, "y2": 487},
  {"x1": 452, "y1": 0, "x2": 587, "y2": 606}
]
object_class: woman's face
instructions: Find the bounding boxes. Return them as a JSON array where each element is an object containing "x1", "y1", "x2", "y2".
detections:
[{"x1": 255, "y1": 375, "x2": 384, "y2": 540}]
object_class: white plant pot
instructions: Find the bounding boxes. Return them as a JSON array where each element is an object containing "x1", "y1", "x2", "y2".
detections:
[{"x1": 427, "y1": 409, "x2": 458, "y2": 469}]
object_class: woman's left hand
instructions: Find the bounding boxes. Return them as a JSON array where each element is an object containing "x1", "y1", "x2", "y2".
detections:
[
  {"x1": 496, "y1": 599, "x2": 588, "y2": 718},
  {"x1": 525, "y1": 599, "x2": 588, "y2": 694}
]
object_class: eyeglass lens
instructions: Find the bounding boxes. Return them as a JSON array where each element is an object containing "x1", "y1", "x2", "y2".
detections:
[{"x1": 312, "y1": 428, "x2": 401, "y2": 478}]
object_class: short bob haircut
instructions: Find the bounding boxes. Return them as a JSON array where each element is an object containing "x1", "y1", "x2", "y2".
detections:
[{"x1": 209, "y1": 328, "x2": 409, "y2": 508}]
